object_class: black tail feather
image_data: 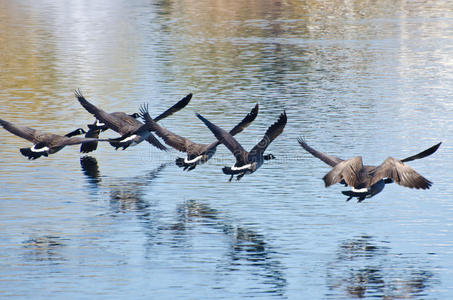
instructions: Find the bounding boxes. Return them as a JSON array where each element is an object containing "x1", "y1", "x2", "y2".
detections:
[
  {"x1": 341, "y1": 190, "x2": 367, "y2": 203},
  {"x1": 20, "y1": 148, "x2": 48, "y2": 160},
  {"x1": 109, "y1": 141, "x2": 131, "y2": 150},
  {"x1": 175, "y1": 157, "x2": 197, "y2": 171}
]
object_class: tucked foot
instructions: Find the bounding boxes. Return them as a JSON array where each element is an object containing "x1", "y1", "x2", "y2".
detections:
[{"x1": 236, "y1": 173, "x2": 245, "y2": 181}]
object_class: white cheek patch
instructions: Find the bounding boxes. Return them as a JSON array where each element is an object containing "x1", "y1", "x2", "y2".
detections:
[
  {"x1": 231, "y1": 164, "x2": 252, "y2": 171},
  {"x1": 121, "y1": 135, "x2": 137, "y2": 143},
  {"x1": 95, "y1": 120, "x2": 105, "y2": 127},
  {"x1": 31, "y1": 145, "x2": 50, "y2": 152},
  {"x1": 184, "y1": 156, "x2": 202, "y2": 164},
  {"x1": 351, "y1": 187, "x2": 368, "y2": 193}
]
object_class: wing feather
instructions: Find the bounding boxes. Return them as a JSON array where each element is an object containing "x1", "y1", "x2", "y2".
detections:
[
  {"x1": 153, "y1": 93, "x2": 192, "y2": 122},
  {"x1": 196, "y1": 113, "x2": 247, "y2": 165},
  {"x1": 370, "y1": 157, "x2": 432, "y2": 189},
  {"x1": 249, "y1": 111, "x2": 287, "y2": 156},
  {"x1": 323, "y1": 156, "x2": 364, "y2": 188},
  {"x1": 0, "y1": 118, "x2": 40, "y2": 143},
  {"x1": 297, "y1": 137, "x2": 343, "y2": 167},
  {"x1": 74, "y1": 89, "x2": 128, "y2": 133}
]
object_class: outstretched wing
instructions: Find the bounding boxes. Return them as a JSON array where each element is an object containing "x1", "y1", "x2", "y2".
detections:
[
  {"x1": 323, "y1": 156, "x2": 364, "y2": 188},
  {"x1": 400, "y1": 142, "x2": 442, "y2": 163},
  {"x1": 196, "y1": 113, "x2": 248, "y2": 165},
  {"x1": 370, "y1": 157, "x2": 432, "y2": 189},
  {"x1": 203, "y1": 103, "x2": 260, "y2": 153},
  {"x1": 74, "y1": 89, "x2": 127, "y2": 133},
  {"x1": 61, "y1": 136, "x2": 107, "y2": 146},
  {"x1": 153, "y1": 93, "x2": 192, "y2": 122},
  {"x1": 137, "y1": 103, "x2": 168, "y2": 151},
  {"x1": 297, "y1": 137, "x2": 343, "y2": 167},
  {"x1": 229, "y1": 103, "x2": 259, "y2": 136},
  {"x1": 249, "y1": 111, "x2": 287, "y2": 157},
  {"x1": 0, "y1": 118, "x2": 40, "y2": 143},
  {"x1": 140, "y1": 103, "x2": 197, "y2": 153}
]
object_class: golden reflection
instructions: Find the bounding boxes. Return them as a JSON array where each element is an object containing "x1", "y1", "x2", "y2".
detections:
[{"x1": 1, "y1": 0, "x2": 453, "y2": 118}]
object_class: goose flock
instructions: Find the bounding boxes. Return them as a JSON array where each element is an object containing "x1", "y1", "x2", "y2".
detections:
[{"x1": 0, "y1": 90, "x2": 442, "y2": 202}]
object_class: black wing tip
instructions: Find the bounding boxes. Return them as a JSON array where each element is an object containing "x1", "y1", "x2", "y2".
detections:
[
  {"x1": 196, "y1": 113, "x2": 214, "y2": 129},
  {"x1": 0, "y1": 118, "x2": 9, "y2": 127},
  {"x1": 232, "y1": 103, "x2": 258, "y2": 126},
  {"x1": 184, "y1": 93, "x2": 193, "y2": 102},
  {"x1": 420, "y1": 177, "x2": 433, "y2": 190},
  {"x1": 281, "y1": 110, "x2": 287, "y2": 121},
  {"x1": 423, "y1": 142, "x2": 442, "y2": 156},
  {"x1": 74, "y1": 88, "x2": 84, "y2": 99},
  {"x1": 252, "y1": 103, "x2": 259, "y2": 113},
  {"x1": 432, "y1": 141, "x2": 442, "y2": 151},
  {"x1": 180, "y1": 93, "x2": 192, "y2": 105},
  {"x1": 139, "y1": 103, "x2": 150, "y2": 117},
  {"x1": 401, "y1": 141, "x2": 443, "y2": 163},
  {"x1": 275, "y1": 110, "x2": 288, "y2": 128},
  {"x1": 172, "y1": 93, "x2": 192, "y2": 111},
  {"x1": 250, "y1": 103, "x2": 259, "y2": 118},
  {"x1": 297, "y1": 136, "x2": 306, "y2": 145},
  {"x1": 195, "y1": 112, "x2": 205, "y2": 121}
]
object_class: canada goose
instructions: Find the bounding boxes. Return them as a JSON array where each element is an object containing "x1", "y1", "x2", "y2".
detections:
[
  {"x1": 139, "y1": 103, "x2": 259, "y2": 171},
  {"x1": 79, "y1": 119, "x2": 113, "y2": 153},
  {"x1": 196, "y1": 111, "x2": 287, "y2": 181},
  {"x1": 0, "y1": 118, "x2": 108, "y2": 160},
  {"x1": 297, "y1": 138, "x2": 441, "y2": 202},
  {"x1": 74, "y1": 89, "x2": 191, "y2": 151}
]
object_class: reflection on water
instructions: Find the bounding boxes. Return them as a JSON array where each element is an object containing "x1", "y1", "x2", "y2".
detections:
[
  {"x1": 170, "y1": 200, "x2": 287, "y2": 296},
  {"x1": 22, "y1": 235, "x2": 67, "y2": 264},
  {"x1": 80, "y1": 156, "x2": 167, "y2": 214},
  {"x1": 80, "y1": 156, "x2": 101, "y2": 186},
  {"x1": 326, "y1": 235, "x2": 438, "y2": 299},
  {"x1": 1, "y1": 0, "x2": 452, "y2": 298},
  {"x1": 79, "y1": 158, "x2": 287, "y2": 296}
]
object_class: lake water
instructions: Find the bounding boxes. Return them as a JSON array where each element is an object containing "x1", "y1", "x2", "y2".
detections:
[{"x1": 1, "y1": 0, "x2": 452, "y2": 299}]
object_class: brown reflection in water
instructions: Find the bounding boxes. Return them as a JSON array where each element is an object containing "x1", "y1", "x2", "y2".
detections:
[
  {"x1": 0, "y1": 1, "x2": 141, "y2": 119},
  {"x1": 326, "y1": 235, "x2": 438, "y2": 299}
]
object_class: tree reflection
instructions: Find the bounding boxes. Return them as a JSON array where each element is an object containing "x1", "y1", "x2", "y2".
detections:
[{"x1": 326, "y1": 235, "x2": 438, "y2": 299}]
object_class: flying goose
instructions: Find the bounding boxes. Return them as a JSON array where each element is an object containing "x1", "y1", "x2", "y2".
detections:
[
  {"x1": 80, "y1": 119, "x2": 114, "y2": 153},
  {"x1": 140, "y1": 103, "x2": 259, "y2": 171},
  {"x1": 0, "y1": 118, "x2": 108, "y2": 160},
  {"x1": 74, "y1": 89, "x2": 191, "y2": 151},
  {"x1": 297, "y1": 138, "x2": 441, "y2": 202},
  {"x1": 196, "y1": 111, "x2": 287, "y2": 181}
]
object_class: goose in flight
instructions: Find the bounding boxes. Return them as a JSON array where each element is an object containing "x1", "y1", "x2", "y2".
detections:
[
  {"x1": 74, "y1": 89, "x2": 191, "y2": 151},
  {"x1": 196, "y1": 111, "x2": 287, "y2": 181},
  {"x1": 140, "y1": 103, "x2": 259, "y2": 171},
  {"x1": 0, "y1": 118, "x2": 106, "y2": 160},
  {"x1": 297, "y1": 138, "x2": 441, "y2": 202}
]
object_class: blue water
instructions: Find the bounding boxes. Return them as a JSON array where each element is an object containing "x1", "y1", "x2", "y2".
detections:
[{"x1": 1, "y1": 1, "x2": 452, "y2": 299}]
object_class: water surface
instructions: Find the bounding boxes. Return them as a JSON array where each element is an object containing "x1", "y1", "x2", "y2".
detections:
[{"x1": 1, "y1": 1, "x2": 452, "y2": 299}]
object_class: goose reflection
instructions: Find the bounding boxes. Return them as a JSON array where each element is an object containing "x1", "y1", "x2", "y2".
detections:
[
  {"x1": 79, "y1": 156, "x2": 168, "y2": 213},
  {"x1": 22, "y1": 235, "x2": 67, "y2": 264},
  {"x1": 80, "y1": 156, "x2": 102, "y2": 187},
  {"x1": 106, "y1": 163, "x2": 167, "y2": 214},
  {"x1": 326, "y1": 235, "x2": 438, "y2": 299},
  {"x1": 171, "y1": 200, "x2": 287, "y2": 296}
]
